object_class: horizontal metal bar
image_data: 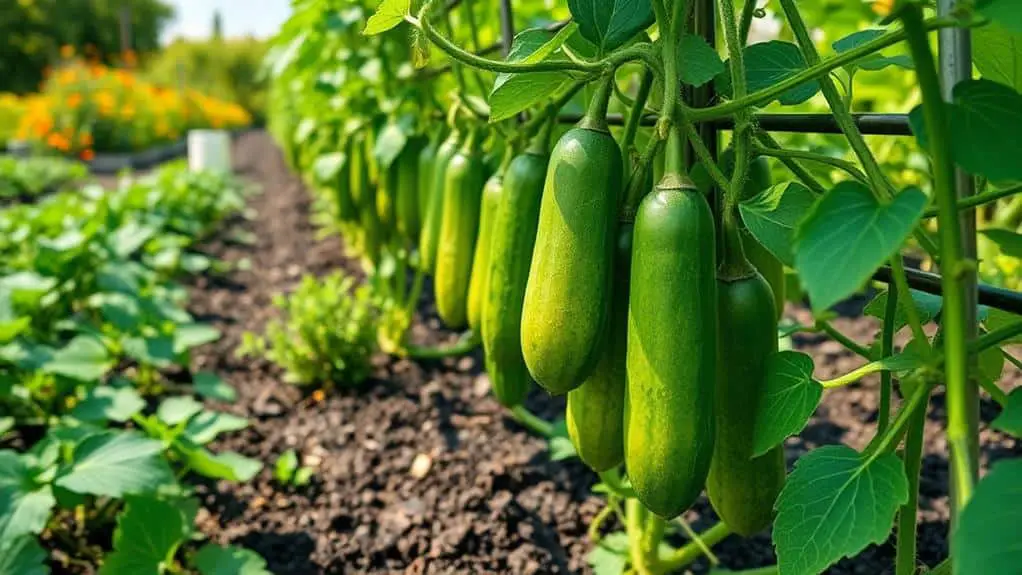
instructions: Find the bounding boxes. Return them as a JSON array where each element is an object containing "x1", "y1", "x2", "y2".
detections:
[
  {"x1": 873, "y1": 266, "x2": 1022, "y2": 316},
  {"x1": 557, "y1": 112, "x2": 913, "y2": 136}
]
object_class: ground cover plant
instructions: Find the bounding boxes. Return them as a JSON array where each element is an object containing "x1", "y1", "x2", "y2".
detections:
[
  {"x1": 262, "y1": 0, "x2": 1022, "y2": 573},
  {"x1": 0, "y1": 163, "x2": 272, "y2": 574}
]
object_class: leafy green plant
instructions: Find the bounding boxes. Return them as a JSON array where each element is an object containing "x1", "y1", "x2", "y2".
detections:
[
  {"x1": 0, "y1": 156, "x2": 87, "y2": 201},
  {"x1": 274, "y1": 449, "x2": 315, "y2": 487},
  {"x1": 238, "y1": 272, "x2": 378, "y2": 387}
]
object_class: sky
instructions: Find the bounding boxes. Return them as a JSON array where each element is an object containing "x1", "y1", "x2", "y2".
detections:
[{"x1": 161, "y1": 0, "x2": 292, "y2": 41}]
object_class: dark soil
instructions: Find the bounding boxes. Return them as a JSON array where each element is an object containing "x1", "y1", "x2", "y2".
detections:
[{"x1": 183, "y1": 131, "x2": 1020, "y2": 574}]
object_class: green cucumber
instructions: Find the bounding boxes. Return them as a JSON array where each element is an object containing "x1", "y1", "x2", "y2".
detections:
[
  {"x1": 567, "y1": 222, "x2": 632, "y2": 472},
  {"x1": 707, "y1": 269, "x2": 786, "y2": 535},
  {"x1": 434, "y1": 131, "x2": 486, "y2": 329},
  {"x1": 626, "y1": 171, "x2": 717, "y2": 519},
  {"x1": 467, "y1": 159, "x2": 507, "y2": 332},
  {"x1": 394, "y1": 138, "x2": 423, "y2": 244},
  {"x1": 420, "y1": 130, "x2": 461, "y2": 272},
  {"x1": 481, "y1": 138, "x2": 549, "y2": 408},
  {"x1": 520, "y1": 86, "x2": 622, "y2": 395}
]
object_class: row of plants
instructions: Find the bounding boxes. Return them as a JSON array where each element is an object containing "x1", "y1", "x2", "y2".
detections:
[
  {"x1": 0, "y1": 162, "x2": 272, "y2": 574},
  {"x1": 264, "y1": 0, "x2": 1022, "y2": 574},
  {"x1": 0, "y1": 156, "x2": 87, "y2": 202},
  {"x1": 10, "y1": 54, "x2": 252, "y2": 159}
]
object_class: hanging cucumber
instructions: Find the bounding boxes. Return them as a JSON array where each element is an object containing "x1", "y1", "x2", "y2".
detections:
[
  {"x1": 481, "y1": 130, "x2": 550, "y2": 408},
  {"x1": 521, "y1": 81, "x2": 622, "y2": 395},
  {"x1": 706, "y1": 215, "x2": 786, "y2": 536},
  {"x1": 349, "y1": 131, "x2": 369, "y2": 211},
  {"x1": 567, "y1": 221, "x2": 632, "y2": 472},
  {"x1": 417, "y1": 129, "x2": 444, "y2": 237},
  {"x1": 420, "y1": 128, "x2": 462, "y2": 272},
  {"x1": 377, "y1": 162, "x2": 397, "y2": 241},
  {"x1": 467, "y1": 150, "x2": 511, "y2": 332},
  {"x1": 626, "y1": 131, "x2": 716, "y2": 519},
  {"x1": 333, "y1": 135, "x2": 358, "y2": 223},
  {"x1": 394, "y1": 137, "x2": 424, "y2": 244},
  {"x1": 434, "y1": 129, "x2": 486, "y2": 329}
]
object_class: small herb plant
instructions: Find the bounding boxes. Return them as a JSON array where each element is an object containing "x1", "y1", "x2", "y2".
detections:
[{"x1": 238, "y1": 271, "x2": 379, "y2": 387}]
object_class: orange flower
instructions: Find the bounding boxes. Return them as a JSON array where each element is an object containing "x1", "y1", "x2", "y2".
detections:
[
  {"x1": 80, "y1": 149, "x2": 95, "y2": 161},
  {"x1": 122, "y1": 49, "x2": 138, "y2": 68},
  {"x1": 79, "y1": 132, "x2": 93, "y2": 147},
  {"x1": 46, "y1": 132, "x2": 70, "y2": 152},
  {"x1": 60, "y1": 45, "x2": 75, "y2": 59},
  {"x1": 871, "y1": 0, "x2": 895, "y2": 16},
  {"x1": 66, "y1": 93, "x2": 82, "y2": 108}
]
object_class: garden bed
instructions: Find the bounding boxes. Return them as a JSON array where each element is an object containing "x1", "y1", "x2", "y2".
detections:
[{"x1": 182, "y1": 131, "x2": 1021, "y2": 574}]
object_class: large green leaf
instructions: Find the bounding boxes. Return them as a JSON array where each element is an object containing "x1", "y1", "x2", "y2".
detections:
[
  {"x1": 862, "y1": 288, "x2": 943, "y2": 331},
  {"x1": 912, "y1": 79, "x2": 1022, "y2": 182},
  {"x1": 0, "y1": 536, "x2": 48, "y2": 575},
  {"x1": 981, "y1": 228, "x2": 1022, "y2": 258},
  {"x1": 0, "y1": 452, "x2": 55, "y2": 545},
  {"x1": 973, "y1": 22, "x2": 1022, "y2": 92},
  {"x1": 739, "y1": 181, "x2": 816, "y2": 267},
  {"x1": 55, "y1": 432, "x2": 174, "y2": 497},
  {"x1": 977, "y1": 0, "x2": 1022, "y2": 35},
  {"x1": 173, "y1": 324, "x2": 222, "y2": 355},
  {"x1": 743, "y1": 41, "x2": 820, "y2": 106},
  {"x1": 566, "y1": 0, "x2": 654, "y2": 53},
  {"x1": 98, "y1": 496, "x2": 185, "y2": 575},
  {"x1": 363, "y1": 0, "x2": 409, "y2": 36},
  {"x1": 123, "y1": 335, "x2": 176, "y2": 368},
  {"x1": 795, "y1": 182, "x2": 927, "y2": 312},
  {"x1": 773, "y1": 446, "x2": 909, "y2": 575},
  {"x1": 175, "y1": 442, "x2": 262, "y2": 482},
  {"x1": 194, "y1": 544, "x2": 271, "y2": 575},
  {"x1": 678, "y1": 34, "x2": 724, "y2": 87},
  {"x1": 311, "y1": 152, "x2": 346, "y2": 184},
  {"x1": 752, "y1": 352, "x2": 821, "y2": 457},
  {"x1": 41, "y1": 335, "x2": 112, "y2": 382},
  {"x1": 72, "y1": 386, "x2": 146, "y2": 423},
  {"x1": 953, "y1": 458, "x2": 1022, "y2": 573},
  {"x1": 489, "y1": 25, "x2": 578, "y2": 123}
]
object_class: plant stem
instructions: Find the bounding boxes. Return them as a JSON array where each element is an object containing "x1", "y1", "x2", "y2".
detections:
[
  {"x1": 588, "y1": 499, "x2": 617, "y2": 543},
  {"x1": 682, "y1": 118, "x2": 730, "y2": 192},
  {"x1": 978, "y1": 376, "x2": 1008, "y2": 408},
  {"x1": 686, "y1": 17, "x2": 961, "y2": 122},
  {"x1": 509, "y1": 405, "x2": 555, "y2": 438},
  {"x1": 928, "y1": 558, "x2": 952, "y2": 575},
  {"x1": 923, "y1": 183, "x2": 1022, "y2": 218},
  {"x1": 817, "y1": 321, "x2": 872, "y2": 359},
  {"x1": 653, "y1": 521, "x2": 733, "y2": 572},
  {"x1": 752, "y1": 145, "x2": 868, "y2": 183},
  {"x1": 901, "y1": 4, "x2": 976, "y2": 510},
  {"x1": 890, "y1": 256, "x2": 932, "y2": 353},
  {"x1": 969, "y1": 321, "x2": 1022, "y2": 354},
  {"x1": 622, "y1": 69, "x2": 655, "y2": 168},
  {"x1": 404, "y1": 331, "x2": 480, "y2": 359},
  {"x1": 642, "y1": 514, "x2": 667, "y2": 571},
  {"x1": 879, "y1": 285, "x2": 899, "y2": 435},
  {"x1": 719, "y1": 0, "x2": 752, "y2": 225},
  {"x1": 754, "y1": 131, "x2": 828, "y2": 195},
  {"x1": 866, "y1": 378, "x2": 933, "y2": 461},
  {"x1": 821, "y1": 359, "x2": 909, "y2": 389},
  {"x1": 895, "y1": 381, "x2": 928, "y2": 575},
  {"x1": 626, "y1": 499, "x2": 651, "y2": 575}
]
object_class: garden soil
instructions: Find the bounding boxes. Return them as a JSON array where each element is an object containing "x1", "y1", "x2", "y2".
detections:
[{"x1": 180, "y1": 131, "x2": 1019, "y2": 574}]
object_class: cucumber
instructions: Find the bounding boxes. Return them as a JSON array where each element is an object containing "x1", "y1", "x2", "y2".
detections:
[
  {"x1": 332, "y1": 136, "x2": 358, "y2": 222},
  {"x1": 626, "y1": 176, "x2": 717, "y2": 519},
  {"x1": 420, "y1": 130, "x2": 461, "y2": 272},
  {"x1": 481, "y1": 139, "x2": 549, "y2": 408},
  {"x1": 520, "y1": 112, "x2": 622, "y2": 395},
  {"x1": 434, "y1": 131, "x2": 486, "y2": 329},
  {"x1": 377, "y1": 163, "x2": 397, "y2": 240},
  {"x1": 394, "y1": 138, "x2": 423, "y2": 244},
  {"x1": 467, "y1": 166, "x2": 505, "y2": 332},
  {"x1": 567, "y1": 222, "x2": 632, "y2": 472},
  {"x1": 349, "y1": 132, "x2": 369, "y2": 209},
  {"x1": 707, "y1": 267, "x2": 786, "y2": 536},
  {"x1": 417, "y1": 131, "x2": 443, "y2": 234}
]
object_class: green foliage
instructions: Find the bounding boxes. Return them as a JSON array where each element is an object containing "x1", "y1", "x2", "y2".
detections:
[
  {"x1": 144, "y1": 38, "x2": 269, "y2": 123},
  {"x1": 953, "y1": 458, "x2": 1022, "y2": 573},
  {"x1": 0, "y1": 156, "x2": 87, "y2": 200},
  {"x1": 0, "y1": 0, "x2": 174, "y2": 94},
  {"x1": 274, "y1": 449, "x2": 314, "y2": 487},
  {"x1": 239, "y1": 272, "x2": 378, "y2": 387}
]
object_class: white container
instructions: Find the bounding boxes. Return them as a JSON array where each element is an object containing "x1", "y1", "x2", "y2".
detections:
[{"x1": 187, "y1": 130, "x2": 232, "y2": 173}]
